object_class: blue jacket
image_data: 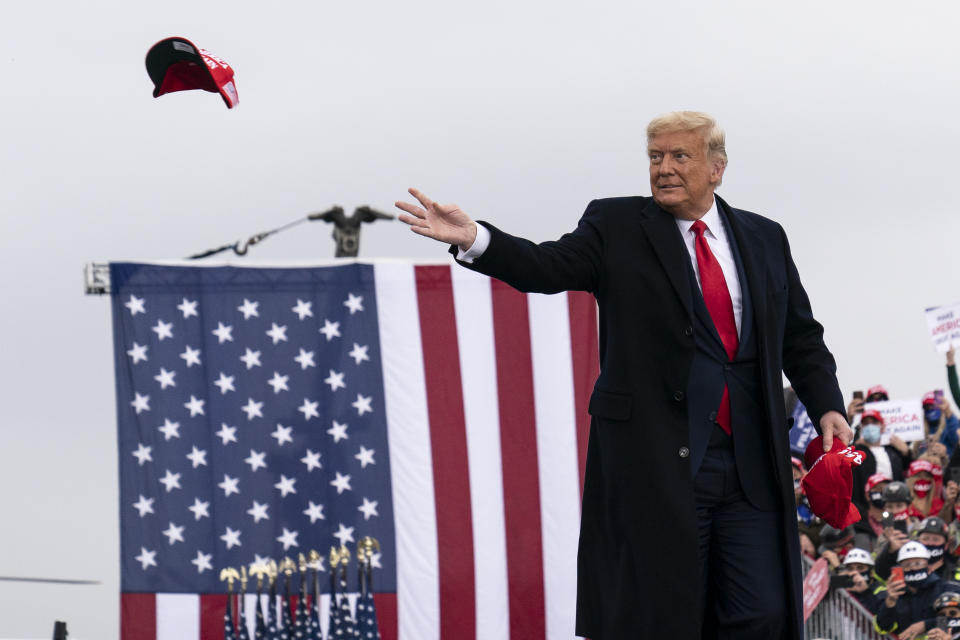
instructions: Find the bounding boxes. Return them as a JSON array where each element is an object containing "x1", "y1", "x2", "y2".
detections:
[{"x1": 874, "y1": 573, "x2": 944, "y2": 634}]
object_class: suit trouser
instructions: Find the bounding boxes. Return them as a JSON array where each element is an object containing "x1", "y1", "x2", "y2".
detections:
[{"x1": 694, "y1": 426, "x2": 788, "y2": 640}]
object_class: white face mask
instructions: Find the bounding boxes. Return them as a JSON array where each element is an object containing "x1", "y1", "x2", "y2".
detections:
[{"x1": 862, "y1": 424, "x2": 882, "y2": 444}]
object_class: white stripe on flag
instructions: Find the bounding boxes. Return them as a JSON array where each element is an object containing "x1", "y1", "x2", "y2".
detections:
[
  {"x1": 451, "y1": 266, "x2": 510, "y2": 640},
  {"x1": 155, "y1": 593, "x2": 198, "y2": 640},
  {"x1": 528, "y1": 292, "x2": 582, "y2": 640},
  {"x1": 375, "y1": 263, "x2": 441, "y2": 640}
]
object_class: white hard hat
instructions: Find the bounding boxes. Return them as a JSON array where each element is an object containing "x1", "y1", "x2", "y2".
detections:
[
  {"x1": 898, "y1": 541, "x2": 932, "y2": 563},
  {"x1": 843, "y1": 548, "x2": 875, "y2": 566}
]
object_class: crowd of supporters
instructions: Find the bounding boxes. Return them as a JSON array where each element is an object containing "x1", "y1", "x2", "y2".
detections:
[{"x1": 793, "y1": 347, "x2": 960, "y2": 638}]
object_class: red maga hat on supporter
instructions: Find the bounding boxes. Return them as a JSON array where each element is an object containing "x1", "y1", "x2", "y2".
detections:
[
  {"x1": 866, "y1": 384, "x2": 889, "y2": 400},
  {"x1": 865, "y1": 473, "x2": 891, "y2": 493},
  {"x1": 923, "y1": 391, "x2": 938, "y2": 407},
  {"x1": 907, "y1": 459, "x2": 935, "y2": 477},
  {"x1": 801, "y1": 436, "x2": 863, "y2": 529},
  {"x1": 145, "y1": 37, "x2": 238, "y2": 108},
  {"x1": 860, "y1": 409, "x2": 885, "y2": 425}
]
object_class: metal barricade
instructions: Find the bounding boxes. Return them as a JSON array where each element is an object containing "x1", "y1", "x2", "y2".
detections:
[{"x1": 802, "y1": 555, "x2": 885, "y2": 640}]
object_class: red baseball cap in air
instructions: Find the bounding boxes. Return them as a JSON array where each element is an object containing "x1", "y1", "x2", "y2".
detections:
[
  {"x1": 146, "y1": 37, "x2": 238, "y2": 108},
  {"x1": 801, "y1": 436, "x2": 863, "y2": 529}
]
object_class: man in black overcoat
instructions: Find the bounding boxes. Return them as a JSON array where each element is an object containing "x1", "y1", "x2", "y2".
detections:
[{"x1": 395, "y1": 111, "x2": 853, "y2": 639}]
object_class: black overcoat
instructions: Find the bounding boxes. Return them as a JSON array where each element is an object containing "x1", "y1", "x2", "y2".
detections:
[{"x1": 451, "y1": 194, "x2": 846, "y2": 639}]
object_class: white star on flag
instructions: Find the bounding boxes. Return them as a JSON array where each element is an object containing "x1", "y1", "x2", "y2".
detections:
[
  {"x1": 219, "y1": 474, "x2": 240, "y2": 497},
  {"x1": 300, "y1": 449, "x2": 322, "y2": 472},
  {"x1": 127, "y1": 342, "x2": 148, "y2": 364},
  {"x1": 238, "y1": 298, "x2": 260, "y2": 319},
  {"x1": 327, "y1": 420, "x2": 348, "y2": 443},
  {"x1": 133, "y1": 495, "x2": 155, "y2": 517},
  {"x1": 125, "y1": 295, "x2": 146, "y2": 316},
  {"x1": 294, "y1": 348, "x2": 316, "y2": 370},
  {"x1": 247, "y1": 501, "x2": 270, "y2": 523},
  {"x1": 241, "y1": 398, "x2": 264, "y2": 420},
  {"x1": 266, "y1": 323, "x2": 288, "y2": 345},
  {"x1": 152, "y1": 319, "x2": 174, "y2": 341},
  {"x1": 298, "y1": 398, "x2": 319, "y2": 421},
  {"x1": 191, "y1": 550, "x2": 213, "y2": 574},
  {"x1": 358, "y1": 497, "x2": 379, "y2": 520},
  {"x1": 369, "y1": 553, "x2": 382, "y2": 569},
  {"x1": 212, "y1": 322, "x2": 234, "y2": 344},
  {"x1": 343, "y1": 293, "x2": 364, "y2": 314},
  {"x1": 352, "y1": 394, "x2": 373, "y2": 416},
  {"x1": 274, "y1": 475, "x2": 297, "y2": 497},
  {"x1": 276, "y1": 528, "x2": 299, "y2": 550},
  {"x1": 319, "y1": 319, "x2": 341, "y2": 341},
  {"x1": 162, "y1": 522, "x2": 185, "y2": 545},
  {"x1": 215, "y1": 423, "x2": 238, "y2": 445},
  {"x1": 240, "y1": 348, "x2": 262, "y2": 369},
  {"x1": 292, "y1": 299, "x2": 314, "y2": 320},
  {"x1": 177, "y1": 298, "x2": 198, "y2": 318},
  {"x1": 271, "y1": 424, "x2": 294, "y2": 446},
  {"x1": 333, "y1": 522, "x2": 355, "y2": 545},
  {"x1": 184, "y1": 395, "x2": 205, "y2": 417},
  {"x1": 324, "y1": 370, "x2": 346, "y2": 391},
  {"x1": 303, "y1": 501, "x2": 325, "y2": 523},
  {"x1": 355, "y1": 446, "x2": 375, "y2": 468},
  {"x1": 244, "y1": 449, "x2": 267, "y2": 472},
  {"x1": 131, "y1": 392, "x2": 150, "y2": 414},
  {"x1": 132, "y1": 443, "x2": 152, "y2": 466},
  {"x1": 220, "y1": 527, "x2": 242, "y2": 550},
  {"x1": 158, "y1": 419, "x2": 180, "y2": 440},
  {"x1": 135, "y1": 547, "x2": 157, "y2": 570},
  {"x1": 213, "y1": 372, "x2": 235, "y2": 394},
  {"x1": 154, "y1": 368, "x2": 176, "y2": 389},
  {"x1": 348, "y1": 343, "x2": 370, "y2": 365},
  {"x1": 188, "y1": 498, "x2": 210, "y2": 520},
  {"x1": 330, "y1": 472, "x2": 352, "y2": 494},
  {"x1": 159, "y1": 470, "x2": 181, "y2": 492},
  {"x1": 267, "y1": 372, "x2": 289, "y2": 394},
  {"x1": 186, "y1": 446, "x2": 208, "y2": 468},
  {"x1": 180, "y1": 345, "x2": 202, "y2": 367}
]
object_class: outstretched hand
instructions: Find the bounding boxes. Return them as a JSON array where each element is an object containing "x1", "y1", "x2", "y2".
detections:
[{"x1": 395, "y1": 188, "x2": 477, "y2": 250}]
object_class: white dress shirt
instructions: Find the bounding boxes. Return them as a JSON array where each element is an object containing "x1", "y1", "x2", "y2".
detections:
[{"x1": 457, "y1": 196, "x2": 743, "y2": 336}]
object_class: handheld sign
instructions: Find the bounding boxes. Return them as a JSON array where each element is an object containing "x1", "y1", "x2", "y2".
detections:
[
  {"x1": 865, "y1": 399, "x2": 925, "y2": 444},
  {"x1": 925, "y1": 302, "x2": 960, "y2": 353}
]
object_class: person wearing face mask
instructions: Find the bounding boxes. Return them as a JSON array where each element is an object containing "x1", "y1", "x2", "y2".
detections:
[
  {"x1": 854, "y1": 473, "x2": 890, "y2": 551},
  {"x1": 874, "y1": 541, "x2": 947, "y2": 638},
  {"x1": 917, "y1": 517, "x2": 957, "y2": 581},
  {"x1": 926, "y1": 590, "x2": 960, "y2": 640},
  {"x1": 840, "y1": 548, "x2": 882, "y2": 613},
  {"x1": 924, "y1": 390, "x2": 960, "y2": 457},
  {"x1": 793, "y1": 457, "x2": 822, "y2": 557},
  {"x1": 908, "y1": 459, "x2": 944, "y2": 519},
  {"x1": 818, "y1": 524, "x2": 855, "y2": 570},
  {"x1": 853, "y1": 410, "x2": 913, "y2": 526},
  {"x1": 874, "y1": 482, "x2": 916, "y2": 581}
]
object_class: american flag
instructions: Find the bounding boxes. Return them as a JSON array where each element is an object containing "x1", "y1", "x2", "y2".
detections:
[{"x1": 111, "y1": 261, "x2": 598, "y2": 640}]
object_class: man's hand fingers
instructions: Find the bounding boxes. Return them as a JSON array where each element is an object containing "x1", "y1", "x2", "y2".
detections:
[
  {"x1": 397, "y1": 212, "x2": 430, "y2": 228},
  {"x1": 822, "y1": 430, "x2": 833, "y2": 452},
  {"x1": 395, "y1": 201, "x2": 427, "y2": 219},
  {"x1": 408, "y1": 187, "x2": 434, "y2": 210}
]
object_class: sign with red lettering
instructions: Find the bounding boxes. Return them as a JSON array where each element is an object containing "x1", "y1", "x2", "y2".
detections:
[
  {"x1": 926, "y1": 302, "x2": 960, "y2": 353},
  {"x1": 867, "y1": 399, "x2": 925, "y2": 444},
  {"x1": 802, "y1": 557, "x2": 830, "y2": 621}
]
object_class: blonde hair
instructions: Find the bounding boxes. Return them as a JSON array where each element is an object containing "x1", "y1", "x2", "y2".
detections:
[{"x1": 646, "y1": 111, "x2": 728, "y2": 167}]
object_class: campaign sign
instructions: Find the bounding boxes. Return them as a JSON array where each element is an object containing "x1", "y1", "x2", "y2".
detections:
[
  {"x1": 802, "y1": 557, "x2": 830, "y2": 621},
  {"x1": 866, "y1": 399, "x2": 925, "y2": 444},
  {"x1": 926, "y1": 302, "x2": 960, "y2": 353}
]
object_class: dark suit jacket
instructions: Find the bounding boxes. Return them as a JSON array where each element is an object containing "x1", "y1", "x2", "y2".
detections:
[{"x1": 451, "y1": 194, "x2": 846, "y2": 639}]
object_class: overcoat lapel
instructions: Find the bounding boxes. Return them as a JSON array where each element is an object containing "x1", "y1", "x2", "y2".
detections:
[
  {"x1": 718, "y1": 195, "x2": 768, "y2": 341},
  {"x1": 637, "y1": 199, "x2": 694, "y2": 321}
]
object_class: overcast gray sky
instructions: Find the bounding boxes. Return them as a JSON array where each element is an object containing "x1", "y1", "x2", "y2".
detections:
[{"x1": 2, "y1": 1, "x2": 959, "y2": 637}]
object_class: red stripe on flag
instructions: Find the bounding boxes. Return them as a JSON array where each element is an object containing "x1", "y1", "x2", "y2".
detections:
[
  {"x1": 374, "y1": 592, "x2": 398, "y2": 640},
  {"x1": 491, "y1": 280, "x2": 547, "y2": 640},
  {"x1": 121, "y1": 593, "x2": 156, "y2": 640},
  {"x1": 567, "y1": 290, "x2": 599, "y2": 497},
  {"x1": 200, "y1": 594, "x2": 228, "y2": 640},
  {"x1": 414, "y1": 265, "x2": 477, "y2": 640}
]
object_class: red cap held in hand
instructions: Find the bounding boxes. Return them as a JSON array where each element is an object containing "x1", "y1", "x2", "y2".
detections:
[
  {"x1": 146, "y1": 37, "x2": 238, "y2": 108},
  {"x1": 801, "y1": 436, "x2": 863, "y2": 529}
]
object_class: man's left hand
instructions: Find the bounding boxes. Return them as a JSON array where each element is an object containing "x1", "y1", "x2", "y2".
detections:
[
  {"x1": 898, "y1": 620, "x2": 927, "y2": 639},
  {"x1": 820, "y1": 410, "x2": 853, "y2": 451}
]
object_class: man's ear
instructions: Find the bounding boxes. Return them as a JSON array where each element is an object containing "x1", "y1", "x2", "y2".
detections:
[{"x1": 711, "y1": 159, "x2": 726, "y2": 185}]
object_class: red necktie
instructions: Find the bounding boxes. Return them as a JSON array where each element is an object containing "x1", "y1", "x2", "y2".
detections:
[{"x1": 690, "y1": 220, "x2": 739, "y2": 435}]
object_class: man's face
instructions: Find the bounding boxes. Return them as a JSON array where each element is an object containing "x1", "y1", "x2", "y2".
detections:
[
  {"x1": 648, "y1": 128, "x2": 724, "y2": 220},
  {"x1": 919, "y1": 532, "x2": 947, "y2": 547}
]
